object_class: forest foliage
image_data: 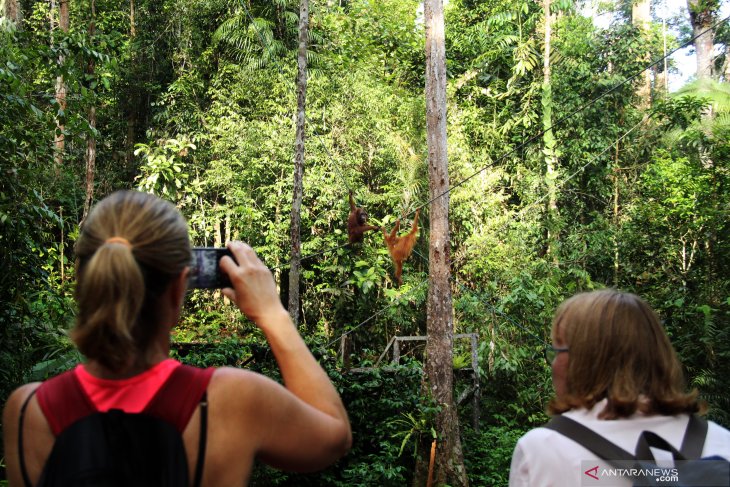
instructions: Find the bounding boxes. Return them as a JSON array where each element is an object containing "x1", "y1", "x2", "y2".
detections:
[{"x1": 1, "y1": 0, "x2": 729, "y2": 484}]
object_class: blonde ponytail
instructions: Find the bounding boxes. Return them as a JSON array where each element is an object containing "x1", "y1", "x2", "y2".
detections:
[
  {"x1": 73, "y1": 243, "x2": 145, "y2": 371},
  {"x1": 71, "y1": 191, "x2": 191, "y2": 372}
]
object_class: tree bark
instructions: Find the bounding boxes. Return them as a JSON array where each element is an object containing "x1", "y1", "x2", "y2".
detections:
[
  {"x1": 54, "y1": 0, "x2": 70, "y2": 166},
  {"x1": 125, "y1": 0, "x2": 137, "y2": 168},
  {"x1": 129, "y1": 0, "x2": 135, "y2": 37},
  {"x1": 612, "y1": 140, "x2": 620, "y2": 287},
  {"x1": 542, "y1": 0, "x2": 559, "y2": 260},
  {"x1": 3, "y1": 0, "x2": 22, "y2": 26},
  {"x1": 424, "y1": 1, "x2": 468, "y2": 485},
  {"x1": 288, "y1": 0, "x2": 309, "y2": 325},
  {"x1": 82, "y1": 0, "x2": 96, "y2": 222},
  {"x1": 632, "y1": 0, "x2": 652, "y2": 105},
  {"x1": 687, "y1": 0, "x2": 716, "y2": 79}
]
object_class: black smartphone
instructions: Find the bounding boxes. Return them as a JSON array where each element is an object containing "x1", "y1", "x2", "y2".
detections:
[{"x1": 188, "y1": 247, "x2": 233, "y2": 289}]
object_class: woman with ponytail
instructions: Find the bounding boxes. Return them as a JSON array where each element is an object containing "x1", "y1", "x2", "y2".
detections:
[{"x1": 3, "y1": 191, "x2": 352, "y2": 486}]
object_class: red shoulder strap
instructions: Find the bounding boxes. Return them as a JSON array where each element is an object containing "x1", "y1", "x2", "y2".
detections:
[
  {"x1": 144, "y1": 365, "x2": 215, "y2": 433},
  {"x1": 36, "y1": 369, "x2": 97, "y2": 436}
]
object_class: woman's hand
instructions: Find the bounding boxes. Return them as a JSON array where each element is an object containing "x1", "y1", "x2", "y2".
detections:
[{"x1": 219, "y1": 241, "x2": 287, "y2": 324}]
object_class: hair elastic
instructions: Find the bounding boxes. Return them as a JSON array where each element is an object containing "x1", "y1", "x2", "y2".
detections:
[{"x1": 105, "y1": 236, "x2": 132, "y2": 248}]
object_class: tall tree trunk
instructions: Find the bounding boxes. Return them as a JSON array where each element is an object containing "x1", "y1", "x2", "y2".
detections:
[
  {"x1": 54, "y1": 0, "x2": 70, "y2": 166},
  {"x1": 129, "y1": 0, "x2": 135, "y2": 37},
  {"x1": 83, "y1": 0, "x2": 96, "y2": 221},
  {"x1": 288, "y1": 0, "x2": 309, "y2": 326},
  {"x1": 612, "y1": 140, "x2": 620, "y2": 287},
  {"x1": 632, "y1": 0, "x2": 652, "y2": 105},
  {"x1": 542, "y1": 0, "x2": 559, "y2": 260},
  {"x1": 125, "y1": 0, "x2": 136, "y2": 167},
  {"x1": 424, "y1": 1, "x2": 468, "y2": 485},
  {"x1": 687, "y1": 0, "x2": 716, "y2": 79},
  {"x1": 3, "y1": 0, "x2": 22, "y2": 26},
  {"x1": 661, "y1": 10, "x2": 669, "y2": 93}
]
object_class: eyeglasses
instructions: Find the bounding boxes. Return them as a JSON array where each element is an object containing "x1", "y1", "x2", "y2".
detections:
[{"x1": 544, "y1": 345, "x2": 569, "y2": 364}]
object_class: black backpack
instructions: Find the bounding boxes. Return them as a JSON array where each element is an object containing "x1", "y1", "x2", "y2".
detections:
[
  {"x1": 19, "y1": 365, "x2": 214, "y2": 487},
  {"x1": 545, "y1": 414, "x2": 730, "y2": 487}
]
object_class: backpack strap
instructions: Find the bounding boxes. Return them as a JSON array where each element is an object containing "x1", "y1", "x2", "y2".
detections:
[
  {"x1": 544, "y1": 415, "x2": 638, "y2": 466},
  {"x1": 681, "y1": 415, "x2": 708, "y2": 459},
  {"x1": 193, "y1": 392, "x2": 209, "y2": 487},
  {"x1": 18, "y1": 389, "x2": 38, "y2": 487},
  {"x1": 635, "y1": 415, "x2": 708, "y2": 461},
  {"x1": 635, "y1": 431, "x2": 685, "y2": 461}
]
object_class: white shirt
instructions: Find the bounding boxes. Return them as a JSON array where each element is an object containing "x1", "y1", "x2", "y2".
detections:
[{"x1": 509, "y1": 400, "x2": 730, "y2": 487}]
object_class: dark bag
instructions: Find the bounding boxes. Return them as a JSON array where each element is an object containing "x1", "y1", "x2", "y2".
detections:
[
  {"x1": 19, "y1": 365, "x2": 214, "y2": 487},
  {"x1": 545, "y1": 414, "x2": 730, "y2": 487}
]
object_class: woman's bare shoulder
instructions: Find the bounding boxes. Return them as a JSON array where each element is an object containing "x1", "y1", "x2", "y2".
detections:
[
  {"x1": 3, "y1": 382, "x2": 42, "y2": 418},
  {"x1": 206, "y1": 367, "x2": 286, "y2": 413}
]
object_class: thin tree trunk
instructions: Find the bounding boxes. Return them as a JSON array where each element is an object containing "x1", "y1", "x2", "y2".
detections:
[
  {"x1": 662, "y1": 11, "x2": 669, "y2": 93},
  {"x1": 612, "y1": 141, "x2": 620, "y2": 287},
  {"x1": 83, "y1": 0, "x2": 96, "y2": 221},
  {"x1": 543, "y1": 0, "x2": 559, "y2": 260},
  {"x1": 424, "y1": 1, "x2": 468, "y2": 485},
  {"x1": 288, "y1": 0, "x2": 309, "y2": 326},
  {"x1": 125, "y1": 0, "x2": 137, "y2": 167},
  {"x1": 632, "y1": 0, "x2": 652, "y2": 105},
  {"x1": 687, "y1": 0, "x2": 715, "y2": 79},
  {"x1": 129, "y1": 0, "x2": 135, "y2": 37},
  {"x1": 54, "y1": 0, "x2": 70, "y2": 167}
]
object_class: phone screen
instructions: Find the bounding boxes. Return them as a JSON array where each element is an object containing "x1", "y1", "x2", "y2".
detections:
[{"x1": 188, "y1": 247, "x2": 233, "y2": 289}]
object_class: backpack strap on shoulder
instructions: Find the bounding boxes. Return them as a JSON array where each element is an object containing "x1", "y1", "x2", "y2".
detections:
[
  {"x1": 635, "y1": 414, "x2": 709, "y2": 461},
  {"x1": 193, "y1": 392, "x2": 209, "y2": 487},
  {"x1": 35, "y1": 369, "x2": 96, "y2": 435},
  {"x1": 18, "y1": 389, "x2": 37, "y2": 487},
  {"x1": 544, "y1": 415, "x2": 637, "y2": 466},
  {"x1": 681, "y1": 415, "x2": 708, "y2": 459}
]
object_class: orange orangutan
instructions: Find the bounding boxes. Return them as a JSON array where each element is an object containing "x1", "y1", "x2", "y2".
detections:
[{"x1": 382, "y1": 209, "x2": 420, "y2": 286}]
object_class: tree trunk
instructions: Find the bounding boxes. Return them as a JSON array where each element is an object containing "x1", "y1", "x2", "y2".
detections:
[
  {"x1": 54, "y1": 0, "x2": 70, "y2": 167},
  {"x1": 542, "y1": 0, "x2": 559, "y2": 260},
  {"x1": 125, "y1": 0, "x2": 137, "y2": 168},
  {"x1": 129, "y1": 0, "x2": 135, "y2": 37},
  {"x1": 82, "y1": 0, "x2": 96, "y2": 222},
  {"x1": 3, "y1": 0, "x2": 22, "y2": 26},
  {"x1": 632, "y1": 0, "x2": 652, "y2": 105},
  {"x1": 612, "y1": 140, "x2": 620, "y2": 287},
  {"x1": 687, "y1": 0, "x2": 715, "y2": 79},
  {"x1": 288, "y1": 0, "x2": 309, "y2": 326},
  {"x1": 423, "y1": 1, "x2": 468, "y2": 485}
]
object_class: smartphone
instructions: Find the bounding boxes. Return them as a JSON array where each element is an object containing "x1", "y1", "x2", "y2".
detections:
[{"x1": 188, "y1": 247, "x2": 233, "y2": 289}]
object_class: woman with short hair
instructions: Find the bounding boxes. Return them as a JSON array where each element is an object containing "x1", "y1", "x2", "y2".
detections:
[{"x1": 509, "y1": 289, "x2": 730, "y2": 486}]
